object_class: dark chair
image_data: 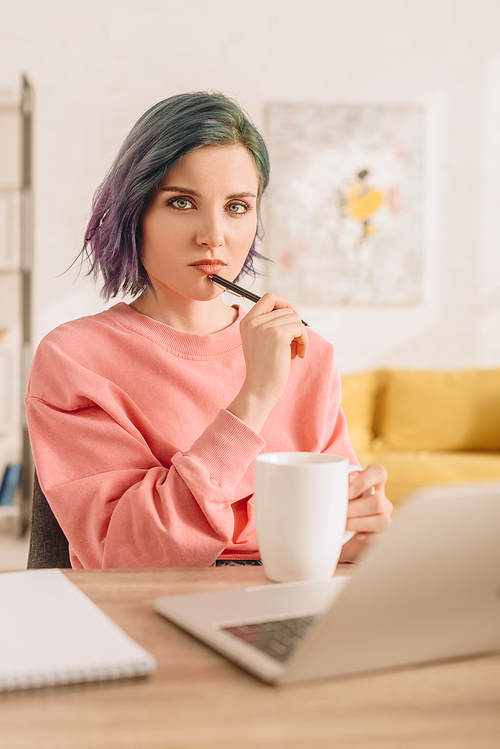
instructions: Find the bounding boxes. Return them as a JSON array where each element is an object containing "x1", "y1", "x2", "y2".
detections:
[{"x1": 27, "y1": 472, "x2": 71, "y2": 568}]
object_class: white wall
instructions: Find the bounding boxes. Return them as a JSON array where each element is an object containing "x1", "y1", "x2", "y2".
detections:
[{"x1": 1, "y1": 0, "x2": 500, "y2": 373}]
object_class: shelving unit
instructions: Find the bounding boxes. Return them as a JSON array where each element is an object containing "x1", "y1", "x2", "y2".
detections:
[{"x1": 0, "y1": 76, "x2": 33, "y2": 535}]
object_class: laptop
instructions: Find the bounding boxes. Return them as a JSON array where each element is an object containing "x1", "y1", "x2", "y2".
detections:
[{"x1": 154, "y1": 483, "x2": 500, "y2": 685}]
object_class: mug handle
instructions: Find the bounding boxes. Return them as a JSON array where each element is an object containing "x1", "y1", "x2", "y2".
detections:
[{"x1": 342, "y1": 464, "x2": 374, "y2": 545}]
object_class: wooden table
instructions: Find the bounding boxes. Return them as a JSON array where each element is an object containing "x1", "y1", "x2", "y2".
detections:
[{"x1": 1, "y1": 566, "x2": 500, "y2": 749}]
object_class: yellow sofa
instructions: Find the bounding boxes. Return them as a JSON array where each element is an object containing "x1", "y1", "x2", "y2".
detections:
[{"x1": 341, "y1": 368, "x2": 500, "y2": 508}]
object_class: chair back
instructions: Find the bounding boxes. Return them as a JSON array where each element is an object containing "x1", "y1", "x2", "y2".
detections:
[{"x1": 27, "y1": 472, "x2": 71, "y2": 568}]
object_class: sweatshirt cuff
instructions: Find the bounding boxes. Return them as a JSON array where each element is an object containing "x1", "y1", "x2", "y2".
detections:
[{"x1": 179, "y1": 409, "x2": 265, "y2": 491}]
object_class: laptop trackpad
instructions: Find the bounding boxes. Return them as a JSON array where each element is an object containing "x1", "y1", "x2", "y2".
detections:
[{"x1": 214, "y1": 576, "x2": 351, "y2": 627}]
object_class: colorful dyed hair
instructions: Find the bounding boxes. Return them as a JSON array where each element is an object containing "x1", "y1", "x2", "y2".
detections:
[{"x1": 81, "y1": 92, "x2": 270, "y2": 300}]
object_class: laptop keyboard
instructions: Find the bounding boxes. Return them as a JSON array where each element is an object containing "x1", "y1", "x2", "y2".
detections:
[{"x1": 221, "y1": 615, "x2": 317, "y2": 663}]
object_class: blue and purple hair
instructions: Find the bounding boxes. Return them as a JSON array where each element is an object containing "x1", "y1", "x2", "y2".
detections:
[{"x1": 81, "y1": 92, "x2": 270, "y2": 300}]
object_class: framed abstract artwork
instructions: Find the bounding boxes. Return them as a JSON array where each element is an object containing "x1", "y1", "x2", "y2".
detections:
[{"x1": 264, "y1": 103, "x2": 425, "y2": 305}]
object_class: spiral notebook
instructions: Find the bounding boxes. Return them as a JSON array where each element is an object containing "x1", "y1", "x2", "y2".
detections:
[{"x1": 0, "y1": 568, "x2": 156, "y2": 692}]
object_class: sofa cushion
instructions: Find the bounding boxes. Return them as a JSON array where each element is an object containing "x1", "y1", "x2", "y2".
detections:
[
  {"x1": 356, "y1": 449, "x2": 500, "y2": 506},
  {"x1": 375, "y1": 369, "x2": 500, "y2": 451},
  {"x1": 340, "y1": 371, "x2": 380, "y2": 452}
]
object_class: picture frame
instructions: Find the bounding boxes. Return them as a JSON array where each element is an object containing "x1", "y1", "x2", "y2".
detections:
[{"x1": 265, "y1": 102, "x2": 425, "y2": 305}]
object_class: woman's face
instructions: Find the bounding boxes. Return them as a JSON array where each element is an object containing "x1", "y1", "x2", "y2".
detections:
[{"x1": 140, "y1": 144, "x2": 260, "y2": 305}]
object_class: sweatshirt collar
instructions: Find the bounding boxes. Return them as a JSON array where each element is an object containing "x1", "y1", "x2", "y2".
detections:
[{"x1": 108, "y1": 302, "x2": 244, "y2": 360}]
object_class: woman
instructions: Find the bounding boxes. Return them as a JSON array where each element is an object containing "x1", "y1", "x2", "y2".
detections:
[{"x1": 26, "y1": 92, "x2": 391, "y2": 568}]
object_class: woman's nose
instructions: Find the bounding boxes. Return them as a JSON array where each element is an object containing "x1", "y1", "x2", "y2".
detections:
[{"x1": 196, "y1": 212, "x2": 224, "y2": 249}]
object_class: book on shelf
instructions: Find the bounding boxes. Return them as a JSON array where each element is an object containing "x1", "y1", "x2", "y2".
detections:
[{"x1": 0, "y1": 463, "x2": 22, "y2": 506}]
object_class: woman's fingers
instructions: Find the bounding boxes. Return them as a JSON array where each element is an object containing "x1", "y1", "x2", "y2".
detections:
[
  {"x1": 258, "y1": 310, "x2": 309, "y2": 358},
  {"x1": 235, "y1": 292, "x2": 310, "y2": 412},
  {"x1": 348, "y1": 463, "x2": 387, "y2": 499},
  {"x1": 242, "y1": 295, "x2": 309, "y2": 359},
  {"x1": 345, "y1": 463, "x2": 393, "y2": 535},
  {"x1": 347, "y1": 490, "x2": 393, "y2": 518},
  {"x1": 249, "y1": 292, "x2": 298, "y2": 316},
  {"x1": 346, "y1": 511, "x2": 393, "y2": 534}
]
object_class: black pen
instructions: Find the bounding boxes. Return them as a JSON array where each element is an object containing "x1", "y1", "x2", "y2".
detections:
[{"x1": 208, "y1": 274, "x2": 309, "y2": 327}]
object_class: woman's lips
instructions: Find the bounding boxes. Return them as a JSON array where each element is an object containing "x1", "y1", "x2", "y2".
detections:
[{"x1": 190, "y1": 260, "x2": 226, "y2": 275}]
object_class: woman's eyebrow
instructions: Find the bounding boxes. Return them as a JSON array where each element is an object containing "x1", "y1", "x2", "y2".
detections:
[
  {"x1": 159, "y1": 186, "x2": 201, "y2": 196},
  {"x1": 159, "y1": 187, "x2": 257, "y2": 200}
]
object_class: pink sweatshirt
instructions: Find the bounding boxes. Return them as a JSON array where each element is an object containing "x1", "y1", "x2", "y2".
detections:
[{"x1": 26, "y1": 303, "x2": 357, "y2": 568}]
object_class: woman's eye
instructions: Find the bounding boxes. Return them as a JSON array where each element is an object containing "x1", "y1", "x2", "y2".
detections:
[
  {"x1": 227, "y1": 202, "x2": 248, "y2": 214},
  {"x1": 171, "y1": 198, "x2": 194, "y2": 210}
]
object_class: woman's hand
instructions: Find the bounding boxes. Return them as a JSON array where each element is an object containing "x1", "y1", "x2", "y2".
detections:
[
  {"x1": 227, "y1": 293, "x2": 309, "y2": 432},
  {"x1": 339, "y1": 463, "x2": 393, "y2": 563}
]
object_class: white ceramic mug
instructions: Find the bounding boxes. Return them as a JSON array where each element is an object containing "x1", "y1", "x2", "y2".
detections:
[{"x1": 254, "y1": 453, "x2": 361, "y2": 583}]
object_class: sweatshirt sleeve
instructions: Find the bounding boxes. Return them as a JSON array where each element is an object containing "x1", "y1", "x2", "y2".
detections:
[
  {"x1": 26, "y1": 362, "x2": 265, "y2": 569},
  {"x1": 319, "y1": 348, "x2": 360, "y2": 466}
]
